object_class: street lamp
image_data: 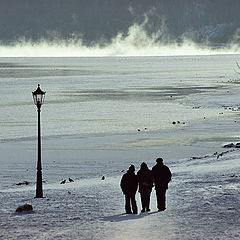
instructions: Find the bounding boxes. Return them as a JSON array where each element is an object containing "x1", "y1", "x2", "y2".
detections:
[{"x1": 32, "y1": 84, "x2": 46, "y2": 198}]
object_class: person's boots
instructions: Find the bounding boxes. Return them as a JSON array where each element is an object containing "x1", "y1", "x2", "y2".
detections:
[{"x1": 132, "y1": 205, "x2": 138, "y2": 214}]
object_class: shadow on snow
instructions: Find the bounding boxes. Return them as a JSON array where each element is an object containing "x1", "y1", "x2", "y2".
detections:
[{"x1": 102, "y1": 211, "x2": 159, "y2": 222}]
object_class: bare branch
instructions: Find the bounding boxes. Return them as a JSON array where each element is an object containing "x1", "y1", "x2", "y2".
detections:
[
  {"x1": 234, "y1": 61, "x2": 240, "y2": 74},
  {"x1": 236, "y1": 61, "x2": 240, "y2": 69}
]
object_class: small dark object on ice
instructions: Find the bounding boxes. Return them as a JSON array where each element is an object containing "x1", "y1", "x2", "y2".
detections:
[
  {"x1": 137, "y1": 129, "x2": 141, "y2": 132},
  {"x1": 69, "y1": 178, "x2": 74, "y2": 182},
  {"x1": 217, "y1": 149, "x2": 234, "y2": 159},
  {"x1": 234, "y1": 143, "x2": 240, "y2": 148},
  {"x1": 16, "y1": 204, "x2": 33, "y2": 213},
  {"x1": 60, "y1": 179, "x2": 66, "y2": 184},
  {"x1": 102, "y1": 176, "x2": 105, "y2": 180},
  {"x1": 16, "y1": 181, "x2": 30, "y2": 186},
  {"x1": 223, "y1": 143, "x2": 240, "y2": 148},
  {"x1": 172, "y1": 121, "x2": 183, "y2": 125},
  {"x1": 191, "y1": 155, "x2": 209, "y2": 160},
  {"x1": 68, "y1": 191, "x2": 71, "y2": 194},
  {"x1": 223, "y1": 143, "x2": 235, "y2": 148}
]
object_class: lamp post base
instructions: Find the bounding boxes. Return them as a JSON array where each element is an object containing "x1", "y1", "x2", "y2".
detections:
[{"x1": 35, "y1": 169, "x2": 43, "y2": 198}]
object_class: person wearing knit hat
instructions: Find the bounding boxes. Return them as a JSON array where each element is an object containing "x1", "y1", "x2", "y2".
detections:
[
  {"x1": 156, "y1": 158, "x2": 163, "y2": 163},
  {"x1": 120, "y1": 165, "x2": 138, "y2": 214},
  {"x1": 152, "y1": 158, "x2": 172, "y2": 211}
]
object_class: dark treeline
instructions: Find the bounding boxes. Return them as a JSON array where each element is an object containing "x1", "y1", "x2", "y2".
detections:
[{"x1": 1, "y1": 0, "x2": 240, "y2": 45}]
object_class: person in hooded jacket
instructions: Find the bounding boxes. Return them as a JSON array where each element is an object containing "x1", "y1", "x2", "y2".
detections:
[
  {"x1": 152, "y1": 158, "x2": 172, "y2": 211},
  {"x1": 137, "y1": 162, "x2": 153, "y2": 213},
  {"x1": 120, "y1": 165, "x2": 138, "y2": 214}
]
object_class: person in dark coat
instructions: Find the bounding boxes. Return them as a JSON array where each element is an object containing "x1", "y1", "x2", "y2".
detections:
[
  {"x1": 152, "y1": 158, "x2": 172, "y2": 211},
  {"x1": 120, "y1": 165, "x2": 138, "y2": 214},
  {"x1": 137, "y1": 162, "x2": 153, "y2": 213}
]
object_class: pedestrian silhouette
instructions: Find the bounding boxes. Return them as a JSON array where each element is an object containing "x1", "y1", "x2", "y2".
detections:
[
  {"x1": 152, "y1": 158, "x2": 172, "y2": 211},
  {"x1": 137, "y1": 162, "x2": 153, "y2": 213},
  {"x1": 120, "y1": 165, "x2": 138, "y2": 214}
]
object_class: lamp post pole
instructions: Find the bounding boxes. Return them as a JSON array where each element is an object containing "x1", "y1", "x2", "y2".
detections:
[
  {"x1": 36, "y1": 102, "x2": 43, "y2": 198},
  {"x1": 32, "y1": 84, "x2": 46, "y2": 198}
]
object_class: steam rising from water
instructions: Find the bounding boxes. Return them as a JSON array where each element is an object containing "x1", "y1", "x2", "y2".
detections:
[{"x1": 1, "y1": 21, "x2": 240, "y2": 57}]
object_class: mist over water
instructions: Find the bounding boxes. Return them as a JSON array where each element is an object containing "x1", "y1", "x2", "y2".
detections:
[
  {"x1": 1, "y1": 1, "x2": 240, "y2": 57},
  {"x1": 1, "y1": 22, "x2": 240, "y2": 57},
  {"x1": 2, "y1": 41, "x2": 239, "y2": 58}
]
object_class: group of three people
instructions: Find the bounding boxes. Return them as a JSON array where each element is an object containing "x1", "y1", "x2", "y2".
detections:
[{"x1": 120, "y1": 158, "x2": 172, "y2": 214}]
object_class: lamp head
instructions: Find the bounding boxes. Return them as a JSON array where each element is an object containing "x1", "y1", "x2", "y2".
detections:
[{"x1": 32, "y1": 84, "x2": 46, "y2": 107}]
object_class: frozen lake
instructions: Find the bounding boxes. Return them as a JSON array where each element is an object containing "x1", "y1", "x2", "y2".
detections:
[{"x1": 0, "y1": 55, "x2": 240, "y2": 239}]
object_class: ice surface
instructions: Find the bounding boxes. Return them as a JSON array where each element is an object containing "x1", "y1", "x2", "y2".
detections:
[{"x1": 1, "y1": 55, "x2": 240, "y2": 239}]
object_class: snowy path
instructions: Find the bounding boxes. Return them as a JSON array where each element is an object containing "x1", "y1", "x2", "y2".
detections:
[{"x1": 1, "y1": 150, "x2": 240, "y2": 240}]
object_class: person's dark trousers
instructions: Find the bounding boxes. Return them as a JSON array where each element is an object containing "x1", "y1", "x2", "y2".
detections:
[
  {"x1": 125, "y1": 194, "x2": 137, "y2": 214},
  {"x1": 156, "y1": 188, "x2": 167, "y2": 211},
  {"x1": 140, "y1": 192, "x2": 151, "y2": 211}
]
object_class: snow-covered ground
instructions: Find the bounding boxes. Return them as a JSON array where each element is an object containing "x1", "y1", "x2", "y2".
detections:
[{"x1": 0, "y1": 138, "x2": 240, "y2": 240}]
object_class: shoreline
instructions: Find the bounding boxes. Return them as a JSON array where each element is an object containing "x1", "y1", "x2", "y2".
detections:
[{"x1": 1, "y1": 112, "x2": 239, "y2": 191}]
